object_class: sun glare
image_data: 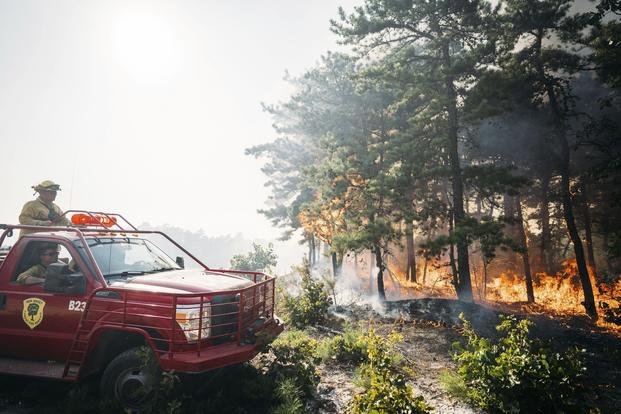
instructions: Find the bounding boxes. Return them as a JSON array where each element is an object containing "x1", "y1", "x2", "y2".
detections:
[{"x1": 108, "y1": 11, "x2": 179, "y2": 83}]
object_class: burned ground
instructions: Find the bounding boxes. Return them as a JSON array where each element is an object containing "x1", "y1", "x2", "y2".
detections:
[{"x1": 314, "y1": 298, "x2": 620, "y2": 413}]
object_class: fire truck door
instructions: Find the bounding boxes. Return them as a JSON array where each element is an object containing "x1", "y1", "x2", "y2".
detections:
[{"x1": 0, "y1": 245, "x2": 86, "y2": 362}]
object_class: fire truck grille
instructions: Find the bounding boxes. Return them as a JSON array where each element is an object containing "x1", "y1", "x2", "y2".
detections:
[
  {"x1": 209, "y1": 284, "x2": 273, "y2": 344},
  {"x1": 210, "y1": 294, "x2": 239, "y2": 342}
]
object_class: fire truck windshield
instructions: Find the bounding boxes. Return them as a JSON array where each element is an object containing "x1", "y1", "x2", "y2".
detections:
[{"x1": 76, "y1": 237, "x2": 181, "y2": 279}]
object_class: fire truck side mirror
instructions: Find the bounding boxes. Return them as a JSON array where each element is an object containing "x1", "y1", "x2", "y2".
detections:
[{"x1": 176, "y1": 256, "x2": 185, "y2": 269}]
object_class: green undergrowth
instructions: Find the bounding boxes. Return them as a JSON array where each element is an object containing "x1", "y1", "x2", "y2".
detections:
[
  {"x1": 319, "y1": 323, "x2": 371, "y2": 364},
  {"x1": 93, "y1": 334, "x2": 320, "y2": 414},
  {"x1": 276, "y1": 263, "x2": 433, "y2": 414},
  {"x1": 444, "y1": 314, "x2": 587, "y2": 414},
  {"x1": 280, "y1": 259, "x2": 332, "y2": 329},
  {"x1": 271, "y1": 378, "x2": 306, "y2": 414},
  {"x1": 264, "y1": 330, "x2": 322, "y2": 398},
  {"x1": 348, "y1": 329, "x2": 431, "y2": 414}
]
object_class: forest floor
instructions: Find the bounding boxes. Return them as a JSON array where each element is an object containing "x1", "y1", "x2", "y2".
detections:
[
  {"x1": 310, "y1": 298, "x2": 621, "y2": 413},
  {"x1": 0, "y1": 298, "x2": 619, "y2": 413}
]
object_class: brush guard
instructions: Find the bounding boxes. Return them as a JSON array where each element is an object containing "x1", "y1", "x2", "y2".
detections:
[{"x1": 64, "y1": 270, "x2": 281, "y2": 378}]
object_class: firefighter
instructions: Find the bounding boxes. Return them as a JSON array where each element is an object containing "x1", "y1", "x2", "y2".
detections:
[
  {"x1": 19, "y1": 180, "x2": 71, "y2": 237},
  {"x1": 16, "y1": 243, "x2": 60, "y2": 284}
]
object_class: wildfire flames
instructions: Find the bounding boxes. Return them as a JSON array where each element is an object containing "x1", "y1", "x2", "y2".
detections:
[
  {"x1": 379, "y1": 258, "x2": 621, "y2": 332},
  {"x1": 488, "y1": 260, "x2": 594, "y2": 311},
  {"x1": 485, "y1": 260, "x2": 621, "y2": 330}
]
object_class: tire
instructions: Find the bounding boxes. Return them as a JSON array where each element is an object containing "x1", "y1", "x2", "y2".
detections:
[{"x1": 100, "y1": 346, "x2": 160, "y2": 411}]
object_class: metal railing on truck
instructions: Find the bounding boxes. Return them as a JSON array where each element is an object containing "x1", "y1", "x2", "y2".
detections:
[{"x1": 64, "y1": 272, "x2": 276, "y2": 379}]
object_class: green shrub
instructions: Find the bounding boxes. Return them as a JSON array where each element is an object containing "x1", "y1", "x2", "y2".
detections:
[
  {"x1": 348, "y1": 330, "x2": 431, "y2": 414},
  {"x1": 266, "y1": 330, "x2": 322, "y2": 398},
  {"x1": 157, "y1": 370, "x2": 183, "y2": 414},
  {"x1": 320, "y1": 324, "x2": 370, "y2": 364},
  {"x1": 230, "y1": 242, "x2": 278, "y2": 273},
  {"x1": 283, "y1": 260, "x2": 332, "y2": 329},
  {"x1": 271, "y1": 378, "x2": 307, "y2": 414},
  {"x1": 137, "y1": 346, "x2": 184, "y2": 413},
  {"x1": 438, "y1": 370, "x2": 468, "y2": 400},
  {"x1": 451, "y1": 314, "x2": 586, "y2": 413}
]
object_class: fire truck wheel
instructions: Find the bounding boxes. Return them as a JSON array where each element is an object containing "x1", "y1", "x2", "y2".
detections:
[{"x1": 100, "y1": 346, "x2": 161, "y2": 410}]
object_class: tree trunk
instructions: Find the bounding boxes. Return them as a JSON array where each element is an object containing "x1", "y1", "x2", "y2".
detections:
[
  {"x1": 504, "y1": 193, "x2": 520, "y2": 271},
  {"x1": 331, "y1": 251, "x2": 338, "y2": 278},
  {"x1": 580, "y1": 180, "x2": 598, "y2": 278},
  {"x1": 561, "y1": 168, "x2": 597, "y2": 318},
  {"x1": 482, "y1": 258, "x2": 488, "y2": 300},
  {"x1": 448, "y1": 209, "x2": 459, "y2": 290},
  {"x1": 374, "y1": 244, "x2": 386, "y2": 300},
  {"x1": 515, "y1": 195, "x2": 535, "y2": 303},
  {"x1": 423, "y1": 233, "x2": 432, "y2": 284},
  {"x1": 405, "y1": 221, "x2": 416, "y2": 282},
  {"x1": 315, "y1": 239, "x2": 320, "y2": 265},
  {"x1": 534, "y1": 29, "x2": 597, "y2": 319},
  {"x1": 369, "y1": 250, "x2": 375, "y2": 293},
  {"x1": 447, "y1": 115, "x2": 473, "y2": 300},
  {"x1": 443, "y1": 42, "x2": 472, "y2": 302}
]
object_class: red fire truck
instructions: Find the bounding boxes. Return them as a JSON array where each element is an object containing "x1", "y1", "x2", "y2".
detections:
[{"x1": 0, "y1": 211, "x2": 283, "y2": 409}]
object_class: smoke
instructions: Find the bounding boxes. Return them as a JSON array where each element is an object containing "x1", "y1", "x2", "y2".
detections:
[
  {"x1": 472, "y1": 110, "x2": 558, "y2": 170},
  {"x1": 139, "y1": 222, "x2": 303, "y2": 272},
  {"x1": 470, "y1": 74, "x2": 621, "y2": 174},
  {"x1": 298, "y1": 252, "x2": 390, "y2": 320}
]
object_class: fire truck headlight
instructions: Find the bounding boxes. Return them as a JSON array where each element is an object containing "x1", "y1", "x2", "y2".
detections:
[{"x1": 175, "y1": 304, "x2": 211, "y2": 342}]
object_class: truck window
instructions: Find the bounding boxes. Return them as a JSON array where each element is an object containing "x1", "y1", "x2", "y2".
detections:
[
  {"x1": 58, "y1": 245, "x2": 71, "y2": 265},
  {"x1": 77, "y1": 237, "x2": 180, "y2": 279},
  {"x1": 12, "y1": 241, "x2": 81, "y2": 286},
  {"x1": 13, "y1": 241, "x2": 47, "y2": 281}
]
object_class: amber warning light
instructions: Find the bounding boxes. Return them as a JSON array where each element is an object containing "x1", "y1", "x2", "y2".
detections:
[{"x1": 71, "y1": 214, "x2": 117, "y2": 228}]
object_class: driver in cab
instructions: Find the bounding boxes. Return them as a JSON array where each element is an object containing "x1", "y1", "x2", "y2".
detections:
[{"x1": 17, "y1": 243, "x2": 60, "y2": 285}]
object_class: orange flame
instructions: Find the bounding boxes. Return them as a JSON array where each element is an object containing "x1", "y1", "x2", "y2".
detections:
[{"x1": 387, "y1": 258, "x2": 620, "y2": 332}]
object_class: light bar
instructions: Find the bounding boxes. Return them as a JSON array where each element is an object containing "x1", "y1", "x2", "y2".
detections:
[{"x1": 71, "y1": 213, "x2": 117, "y2": 228}]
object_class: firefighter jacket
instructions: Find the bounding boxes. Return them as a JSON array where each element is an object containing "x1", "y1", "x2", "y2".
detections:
[
  {"x1": 19, "y1": 197, "x2": 71, "y2": 236},
  {"x1": 16, "y1": 264, "x2": 46, "y2": 284}
]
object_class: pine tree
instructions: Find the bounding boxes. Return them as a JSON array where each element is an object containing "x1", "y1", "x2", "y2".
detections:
[
  {"x1": 332, "y1": 0, "x2": 501, "y2": 300},
  {"x1": 499, "y1": 0, "x2": 600, "y2": 318}
]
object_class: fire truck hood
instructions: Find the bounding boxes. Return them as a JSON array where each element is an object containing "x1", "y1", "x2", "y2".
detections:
[{"x1": 109, "y1": 269, "x2": 254, "y2": 294}]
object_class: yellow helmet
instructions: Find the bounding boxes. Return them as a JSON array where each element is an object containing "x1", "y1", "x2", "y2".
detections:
[{"x1": 32, "y1": 180, "x2": 61, "y2": 192}]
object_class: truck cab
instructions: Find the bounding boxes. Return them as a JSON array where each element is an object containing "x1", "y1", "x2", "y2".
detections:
[{"x1": 0, "y1": 211, "x2": 283, "y2": 409}]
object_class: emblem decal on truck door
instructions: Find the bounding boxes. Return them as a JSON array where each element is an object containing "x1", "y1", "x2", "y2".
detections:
[{"x1": 22, "y1": 297, "x2": 46, "y2": 329}]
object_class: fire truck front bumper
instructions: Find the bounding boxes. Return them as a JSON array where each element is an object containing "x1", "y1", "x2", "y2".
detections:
[{"x1": 158, "y1": 318, "x2": 284, "y2": 373}]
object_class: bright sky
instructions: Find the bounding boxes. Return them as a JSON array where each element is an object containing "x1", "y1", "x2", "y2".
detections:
[{"x1": 0, "y1": 0, "x2": 360, "y2": 239}]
